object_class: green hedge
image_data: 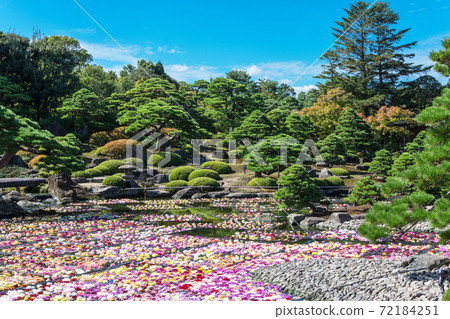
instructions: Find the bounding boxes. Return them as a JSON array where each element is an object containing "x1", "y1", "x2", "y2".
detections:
[
  {"x1": 169, "y1": 166, "x2": 196, "y2": 181},
  {"x1": 148, "y1": 152, "x2": 184, "y2": 167},
  {"x1": 201, "y1": 161, "x2": 233, "y2": 174},
  {"x1": 188, "y1": 177, "x2": 220, "y2": 190},
  {"x1": 248, "y1": 177, "x2": 277, "y2": 187},
  {"x1": 164, "y1": 180, "x2": 189, "y2": 194},
  {"x1": 188, "y1": 169, "x2": 220, "y2": 181},
  {"x1": 96, "y1": 160, "x2": 125, "y2": 175},
  {"x1": 328, "y1": 168, "x2": 350, "y2": 176},
  {"x1": 102, "y1": 175, "x2": 126, "y2": 188},
  {"x1": 325, "y1": 176, "x2": 345, "y2": 186}
]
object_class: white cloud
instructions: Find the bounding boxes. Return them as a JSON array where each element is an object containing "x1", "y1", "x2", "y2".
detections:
[
  {"x1": 292, "y1": 85, "x2": 317, "y2": 94},
  {"x1": 246, "y1": 65, "x2": 263, "y2": 76},
  {"x1": 165, "y1": 64, "x2": 220, "y2": 82},
  {"x1": 158, "y1": 46, "x2": 184, "y2": 54},
  {"x1": 80, "y1": 41, "x2": 138, "y2": 65}
]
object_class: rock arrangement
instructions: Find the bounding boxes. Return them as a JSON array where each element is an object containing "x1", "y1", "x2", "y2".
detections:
[{"x1": 251, "y1": 257, "x2": 448, "y2": 301}]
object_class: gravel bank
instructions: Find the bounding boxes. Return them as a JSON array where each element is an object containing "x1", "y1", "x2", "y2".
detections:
[{"x1": 251, "y1": 258, "x2": 446, "y2": 301}]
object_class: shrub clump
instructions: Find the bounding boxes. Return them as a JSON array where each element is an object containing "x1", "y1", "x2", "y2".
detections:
[
  {"x1": 28, "y1": 155, "x2": 48, "y2": 169},
  {"x1": 102, "y1": 175, "x2": 126, "y2": 188},
  {"x1": 201, "y1": 161, "x2": 232, "y2": 174},
  {"x1": 169, "y1": 166, "x2": 196, "y2": 181},
  {"x1": 165, "y1": 180, "x2": 189, "y2": 194},
  {"x1": 248, "y1": 177, "x2": 277, "y2": 187},
  {"x1": 328, "y1": 168, "x2": 350, "y2": 176},
  {"x1": 188, "y1": 169, "x2": 220, "y2": 181},
  {"x1": 96, "y1": 160, "x2": 125, "y2": 175},
  {"x1": 188, "y1": 177, "x2": 220, "y2": 190},
  {"x1": 101, "y1": 139, "x2": 135, "y2": 159},
  {"x1": 313, "y1": 179, "x2": 329, "y2": 187},
  {"x1": 89, "y1": 131, "x2": 110, "y2": 147},
  {"x1": 148, "y1": 152, "x2": 184, "y2": 167},
  {"x1": 443, "y1": 288, "x2": 450, "y2": 301},
  {"x1": 325, "y1": 176, "x2": 345, "y2": 186}
]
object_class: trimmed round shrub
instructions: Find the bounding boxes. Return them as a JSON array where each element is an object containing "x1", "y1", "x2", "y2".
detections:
[
  {"x1": 148, "y1": 152, "x2": 184, "y2": 167},
  {"x1": 325, "y1": 176, "x2": 345, "y2": 186},
  {"x1": 201, "y1": 161, "x2": 232, "y2": 174},
  {"x1": 313, "y1": 179, "x2": 329, "y2": 187},
  {"x1": 169, "y1": 166, "x2": 196, "y2": 181},
  {"x1": 102, "y1": 175, "x2": 126, "y2": 188},
  {"x1": 188, "y1": 177, "x2": 220, "y2": 190},
  {"x1": 96, "y1": 160, "x2": 125, "y2": 175},
  {"x1": 72, "y1": 171, "x2": 90, "y2": 178},
  {"x1": 164, "y1": 180, "x2": 189, "y2": 194},
  {"x1": 124, "y1": 157, "x2": 144, "y2": 167},
  {"x1": 328, "y1": 168, "x2": 350, "y2": 176},
  {"x1": 101, "y1": 139, "x2": 136, "y2": 159},
  {"x1": 188, "y1": 169, "x2": 220, "y2": 181},
  {"x1": 28, "y1": 155, "x2": 48, "y2": 169},
  {"x1": 248, "y1": 177, "x2": 277, "y2": 187}
]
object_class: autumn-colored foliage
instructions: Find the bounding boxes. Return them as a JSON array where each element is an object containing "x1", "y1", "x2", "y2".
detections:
[
  {"x1": 365, "y1": 106, "x2": 416, "y2": 139},
  {"x1": 28, "y1": 155, "x2": 48, "y2": 169},
  {"x1": 299, "y1": 88, "x2": 352, "y2": 137},
  {"x1": 101, "y1": 139, "x2": 137, "y2": 159}
]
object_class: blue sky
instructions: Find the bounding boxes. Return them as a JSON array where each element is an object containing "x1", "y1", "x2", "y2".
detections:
[{"x1": 1, "y1": 0, "x2": 449, "y2": 92}]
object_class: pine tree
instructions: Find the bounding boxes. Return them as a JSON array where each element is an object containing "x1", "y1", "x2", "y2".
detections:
[
  {"x1": 368, "y1": 149, "x2": 393, "y2": 177},
  {"x1": 344, "y1": 176, "x2": 382, "y2": 205},
  {"x1": 389, "y1": 152, "x2": 415, "y2": 176},
  {"x1": 404, "y1": 131, "x2": 426, "y2": 153},
  {"x1": 335, "y1": 108, "x2": 378, "y2": 162},
  {"x1": 430, "y1": 38, "x2": 450, "y2": 77},
  {"x1": 274, "y1": 165, "x2": 323, "y2": 210},
  {"x1": 317, "y1": 133, "x2": 346, "y2": 167},
  {"x1": 228, "y1": 110, "x2": 274, "y2": 143},
  {"x1": 284, "y1": 113, "x2": 317, "y2": 142}
]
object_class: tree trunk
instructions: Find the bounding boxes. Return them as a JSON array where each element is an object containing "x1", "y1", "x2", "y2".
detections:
[
  {"x1": 0, "y1": 152, "x2": 15, "y2": 169},
  {"x1": 254, "y1": 171, "x2": 262, "y2": 178}
]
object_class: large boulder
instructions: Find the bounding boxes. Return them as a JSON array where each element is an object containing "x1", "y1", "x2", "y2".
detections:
[
  {"x1": 207, "y1": 191, "x2": 229, "y2": 198},
  {"x1": 401, "y1": 254, "x2": 450, "y2": 270},
  {"x1": 2, "y1": 191, "x2": 33, "y2": 203},
  {"x1": 0, "y1": 198, "x2": 24, "y2": 217},
  {"x1": 192, "y1": 193, "x2": 210, "y2": 199},
  {"x1": 328, "y1": 212, "x2": 353, "y2": 225},
  {"x1": 300, "y1": 217, "x2": 326, "y2": 227},
  {"x1": 172, "y1": 187, "x2": 203, "y2": 199},
  {"x1": 92, "y1": 186, "x2": 121, "y2": 198},
  {"x1": 287, "y1": 213, "x2": 307, "y2": 226},
  {"x1": 48, "y1": 174, "x2": 94, "y2": 202},
  {"x1": 316, "y1": 161, "x2": 328, "y2": 167},
  {"x1": 347, "y1": 205, "x2": 372, "y2": 215},
  {"x1": 354, "y1": 164, "x2": 369, "y2": 171},
  {"x1": 151, "y1": 174, "x2": 169, "y2": 184},
  {"x1": 7, "y1": 155, "x2": 27, "y2": 168},
  {"x1": 318, "y1": 168, "x2": 335, "y2": 179}
]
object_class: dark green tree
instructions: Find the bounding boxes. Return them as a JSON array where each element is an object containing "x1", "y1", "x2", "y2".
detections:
[
  {"x1": 228, "y1": 110, "x2": 274, "y2": 143},
  {"x1": 344, "y1": 176, "x2": 382, "y2": 205},
  {"x1": 285, "y1": 113, "x2": 317, "y2": 142},
  {"x1": 317, "y1": 133, "x2": 346, "y2": 167},
  {"x1": 79, "y1": 65, "x2": 117, "y2": 99},
  {"x1": 58, "y1": 88, "x2": 109, "y2": 137},
  {"x1": 388, "y1": 152, "x2": 415, "y2": 176},
  {"x1": 335, "y1": 108, "x2": 378, "y2": 162},
  {"x1": 368, "y1": 149, "x2": 393, "y2": 178},
  {"x1": 430, "y1": 37, "x2": 450, "y2": 77},
  {"x1": 274, "y1": 165, "x2": 323, "y2": 210}
]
